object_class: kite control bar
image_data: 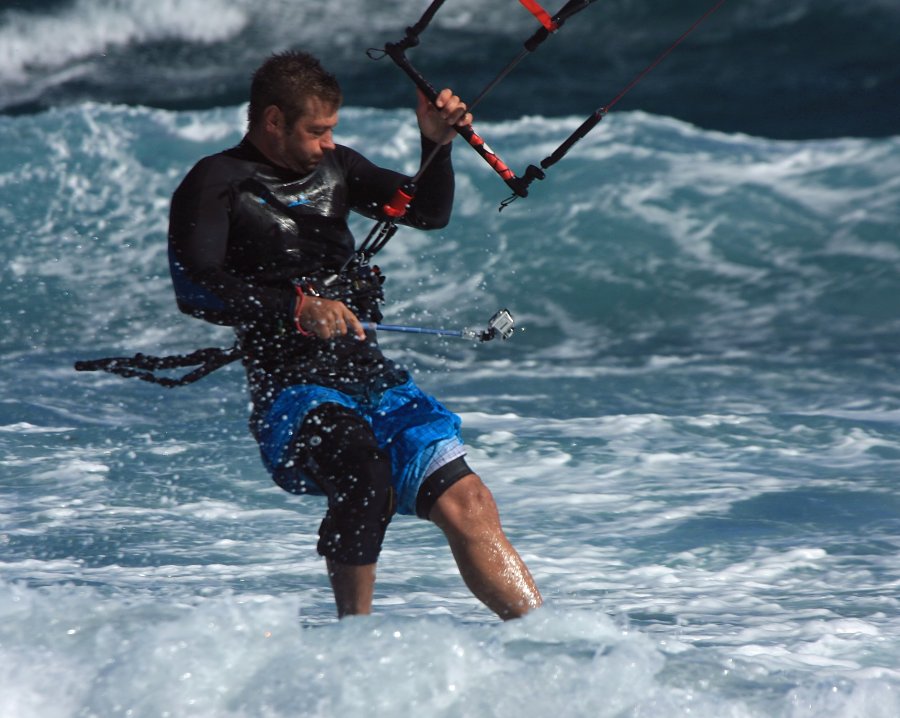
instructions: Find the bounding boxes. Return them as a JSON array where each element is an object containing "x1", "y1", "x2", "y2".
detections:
[
  {"x1": 372, "y1": 0, "x2": 598, "y2": 199},
  {"x1": 381, "y1": 43, "x2": 520, "y2": 194},
  {"x1": 363, "y1": 309, "x2": 516, "y2": 342},
  {"x1": 372, "y1": 0, "x2": 726, "y2": 205}
]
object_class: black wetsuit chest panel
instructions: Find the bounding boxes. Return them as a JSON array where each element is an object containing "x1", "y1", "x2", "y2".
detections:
[{"x1": 228, "y1": 154, "x2": 356, "y2": 281}]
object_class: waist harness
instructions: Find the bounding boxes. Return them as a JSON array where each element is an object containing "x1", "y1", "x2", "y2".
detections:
[{"x1": 75, "y1": 261, "x2": 385, "y2": 387}]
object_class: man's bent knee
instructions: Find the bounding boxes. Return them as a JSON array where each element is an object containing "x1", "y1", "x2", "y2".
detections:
[
  {"x1": 415, "y1": 455, "x2": 473, "y2": 520},
  {"x1": 428, "y1": 472, "x2": 500, "y2": 531}
]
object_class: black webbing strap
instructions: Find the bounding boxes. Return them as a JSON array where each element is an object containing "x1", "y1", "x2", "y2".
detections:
[{"x1": 74, "y1": 344, "x2": 242, "y2": 388}]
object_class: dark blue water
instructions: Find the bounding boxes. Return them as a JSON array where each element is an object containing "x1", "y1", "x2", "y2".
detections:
[{"x1": 1, "y1": 0, "x2": 897, "y2": 139}]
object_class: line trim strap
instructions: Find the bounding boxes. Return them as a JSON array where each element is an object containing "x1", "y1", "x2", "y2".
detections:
[{"x1": 518, "y1": 0, "x2": 558, "y2": 31}]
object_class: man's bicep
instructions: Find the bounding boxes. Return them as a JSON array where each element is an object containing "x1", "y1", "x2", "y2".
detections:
[
  {"x1": 341, "y1": 142, "x2": 454, "y2": 229},
  {"x1": 342, "y1": 147, "x2": 404, "y2": 216}
]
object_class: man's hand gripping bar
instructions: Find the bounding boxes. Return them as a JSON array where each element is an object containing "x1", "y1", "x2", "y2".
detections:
[{"x1": 382, "y1": 43, "x2": 527, "y2": 197}]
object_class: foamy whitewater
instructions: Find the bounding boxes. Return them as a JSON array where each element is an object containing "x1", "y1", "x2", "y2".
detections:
[{"x1": 2, "y1": 2, "x2": 900, "y2": 717}]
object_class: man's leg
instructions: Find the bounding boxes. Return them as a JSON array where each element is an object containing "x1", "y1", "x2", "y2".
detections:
[
  {"x1": 428, "y1": 473, "x2": 542, "y2": 619},
  {"x1": 295, "y1": 404, "x2": 395, "y2": 618},
  {"x1": 326, "y1": 560, "x2": 376, "y2": 617}
]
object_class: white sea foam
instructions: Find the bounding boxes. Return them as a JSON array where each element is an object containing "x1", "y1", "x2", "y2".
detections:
[
  {"x1": 0, "y1": 422, "x2": 74, "y2": 434},
  {"x1": 0, "y1": 0, "x2": 247, "y2": 82}
]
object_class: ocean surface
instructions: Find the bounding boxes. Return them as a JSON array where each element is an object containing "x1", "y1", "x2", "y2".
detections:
[{"x1": 2, "y1": 1, "x2": 899, "y2": 717}]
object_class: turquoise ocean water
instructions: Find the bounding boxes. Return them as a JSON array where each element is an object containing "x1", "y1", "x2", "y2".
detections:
[{"x1": 2, "y1": 1, "x2": 899, "y2": 716}]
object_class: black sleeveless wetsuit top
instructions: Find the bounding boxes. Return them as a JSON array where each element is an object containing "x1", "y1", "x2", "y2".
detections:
[{"x1": 167, "y1": 136, "x2": 455, "y2": 410}]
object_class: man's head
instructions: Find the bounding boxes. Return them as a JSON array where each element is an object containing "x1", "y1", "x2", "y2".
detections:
[
  {"x1": 248, "y1": 50, "x2": 342, "y2": 129},
  {"x1": 247, "y1": 50, "x2": 343, "y2": 174}
]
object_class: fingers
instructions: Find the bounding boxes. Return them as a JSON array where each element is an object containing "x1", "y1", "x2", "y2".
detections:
[
  {"x1": 434, "y1": 88, "x2": 472, "y2": 128},
  {"x1": 343, "y1": 308, "x2": 367, "y2": 341},
  {"x1": 417, "y1": 88, "x2": 473, "y2": 144},
  {"x1": 300, "y1": 297, "x2": 366, "y2": 341}
]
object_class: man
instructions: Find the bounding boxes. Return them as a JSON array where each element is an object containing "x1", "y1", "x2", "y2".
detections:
[{"x1": 168, "y1": 50, "x2": 541, "y2": 619}]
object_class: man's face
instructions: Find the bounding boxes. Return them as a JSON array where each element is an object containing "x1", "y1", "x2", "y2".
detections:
[{"x1": 275, "y1": 96, "x2": 339, "y2": 174}]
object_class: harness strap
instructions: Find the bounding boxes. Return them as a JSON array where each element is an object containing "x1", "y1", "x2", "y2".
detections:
[{"x1": 74, "y1": 344, "x2": 242, "y2": 388}]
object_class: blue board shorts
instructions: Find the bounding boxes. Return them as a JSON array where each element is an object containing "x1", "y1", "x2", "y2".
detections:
[{"x1": 256, "y1": 379, "x2": 467, "y2": 516}]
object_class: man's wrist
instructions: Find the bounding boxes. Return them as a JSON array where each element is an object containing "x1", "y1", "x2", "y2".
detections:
[{"x1": 293, "y1": 285, "x2": 313, "y2": 336}]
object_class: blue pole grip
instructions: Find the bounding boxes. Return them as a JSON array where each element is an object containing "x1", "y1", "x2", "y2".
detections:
[{"x1": 362, "y1": 322, "x2": 464, "y2": 337}]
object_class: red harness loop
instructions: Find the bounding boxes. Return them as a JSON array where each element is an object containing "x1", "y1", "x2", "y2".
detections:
[{"x1": 382, "y1": 185, "x2": 415, "y2": 219}]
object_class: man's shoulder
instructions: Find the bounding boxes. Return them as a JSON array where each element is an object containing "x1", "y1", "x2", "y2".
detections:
[
  {"x1": 190, "y1": 143, "x2": 256, "y2": 175},
  {"x1": 174, "y1": 143, "x2": 256, "y2": 196},
  {"x1": 331, "y1": 143, "x2": 371, "y2": 168}
]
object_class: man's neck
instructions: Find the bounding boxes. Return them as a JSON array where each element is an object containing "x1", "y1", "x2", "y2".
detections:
[{"x1": 244, "y1": 129, "x2": 282, "y2": 168}]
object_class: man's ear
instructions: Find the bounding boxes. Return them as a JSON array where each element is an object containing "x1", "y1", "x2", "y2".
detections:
[{"x1": 262, "y1": 105, "x2": 283, "y2": 133}]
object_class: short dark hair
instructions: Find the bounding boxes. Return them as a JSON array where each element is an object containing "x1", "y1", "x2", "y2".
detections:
[{"x1": 247, "y1": 50, "x2": 342, "y2": 128}]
